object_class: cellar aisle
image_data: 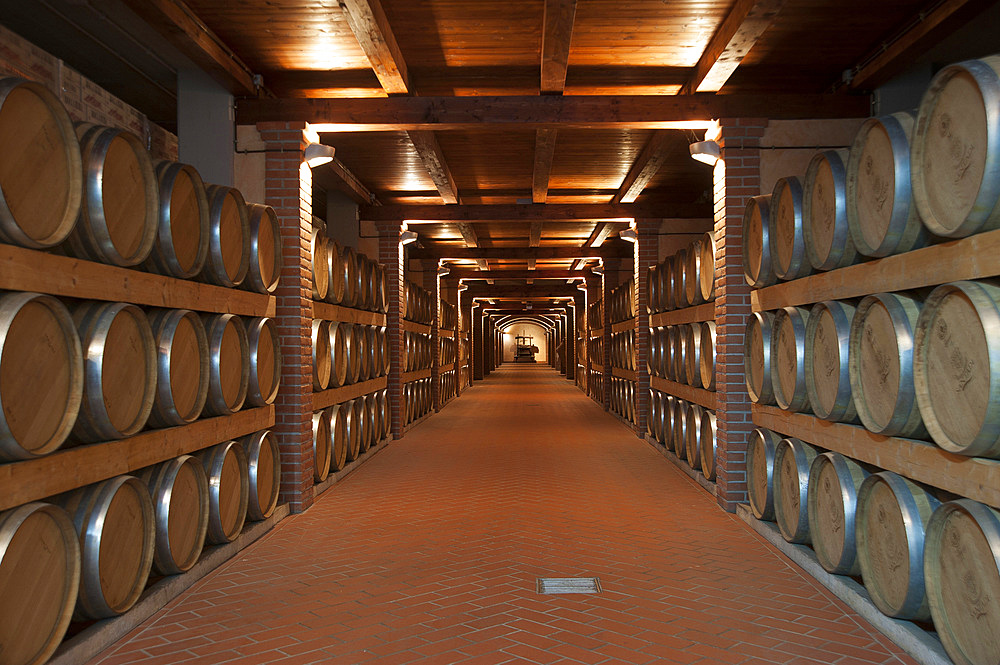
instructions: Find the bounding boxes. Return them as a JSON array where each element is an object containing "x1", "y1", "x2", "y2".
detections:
[{"x1": 90, "y1": 365, "x2": 915, "y2": 665}]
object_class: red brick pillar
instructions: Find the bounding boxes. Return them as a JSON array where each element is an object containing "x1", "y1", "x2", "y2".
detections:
[
  {"x1": 601, "y1": 259, "x2": 618, "y2": 411},
  {"x1": 634, "y1": 219, "x2": 658, "y2": 438},
  {"x1": 565, "y1": 306, "x2": 575, "y2": 381},
  {"x1": 459, "y1": 289, "x2": 471, "y2": 392},
  {"x1": 715, "y1": 118, "x2": 765, "y2": 512},
  {"x1": 586, "y1": 276, "x2": 601, "y2": 388},
  {"x1": 377, "y1": 221, "x2": 405, "y2": 440},
  {"x1": 441, "y1": 278, "x2": 459, "y2": 398},
  {"x1": 473, "y1": 304, "x2": 484, "y2": 380},
  {"x1": 422, "y1": 268, "x2": 441, "y2": 411},
  {"x1": 574, "y1": 291, "x2": 586, "y2": 388},
  {"x1": 258, "y1": 122, "x2": 314, "y2": 513}
]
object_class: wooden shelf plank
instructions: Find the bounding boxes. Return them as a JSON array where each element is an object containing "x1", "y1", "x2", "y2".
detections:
[
  {"x1": 649, "y1": 302, "x2": 714, "y2": 327},
  {"x1": 0, "y1": 406, "x2": 275, "y2": 511},
  {"x1": 313, "y1": 302, "x2": 387, "y2": 326},
  {"x1": 403, "y1": 320, "x2": 432, "y2": 334},
  {"x1": 590, "y1": 327, "x2": 605, "y2": 337},
  {"x1": 751, "y1": 228, "x2": 1000, "y2": 312},
  {"x1": 402, "y1": 369, "x2": 432, "y2": 382},
  {"x1": 611, "y1": 318, "x2": 636, "y2": 333},
  {"x1": 650, "y1": 376, "x2": 717, "y2": 410},
  {"x1": 753, "y1": 404, "x2": 1000, "y2": 510},
  {"x1": 439, "y1": 328, "x2": 455, "y2": 338},
  {"x1": 611, "y1": 367, "x2": 637, "y2": 381},
  {"x1": 312, "y1": 376, "x2": 388, "y2": 411},
  {"x1": 590, "y1": 364, "x2": 604, "y2": 372},
  {"x1": 0, "y1": 244, "x2": 275, "y2": 317}
]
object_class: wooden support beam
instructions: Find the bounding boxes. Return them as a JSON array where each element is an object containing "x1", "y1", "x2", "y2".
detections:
[
  {"x1": 682, "y1": 0, "x2": 786, "y2": 94},
  {"x1": 407, "y1": 131, "x2": 460, "y2": 204},
  {"x1": 238, "y1": 94, "x2": 871, "y2": 129},
  {"x1": 363, "y1": 203, "x2": 671, "y2": 221},
  {"x1": 455, "y1": 222, "x2": 490, "y2": 271},
  {"x1": 528, "y1": 222, "x2": 543, "y2": 270},
  {"x1": 541, "y1": 0, "x2": 578, "y2": 94},
  {"x1": 119, "y1": 0, "x2": 258, "y2": 95},
  {"x1": 849, "y1": 0, "x2": 994, "y2": 91},
  {"x1": 532, "y1": 129, "x2": 558, "y2": 204},
  {"x1": 411, "y1": 245, "x2": 631, "y2": 260},
  {"x1": 572, "y1": 222, "x2": 616, "y2": 270},
  {"x1": 313, "y1": 157, "x2": 378, "y2": 206},
  {"x1": 612, "y1": 132, "x2": 674, "y2": 204},
  {"x1": 339, "y1": 0, "x2": 410, "y2": 94},
  {"x1": 452, "y1": 269, "x2": 589, "y2": 280}
]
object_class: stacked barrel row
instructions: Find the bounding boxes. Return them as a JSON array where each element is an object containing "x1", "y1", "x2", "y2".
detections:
[
  {"x1": 0, "y1": 76, "x2": 282, "y2": 665},
  {"x1": 610, "y1": 376, "x2": 636, "y2": 425},
  {"x1": 646, "y1": 231, "x2": 718, "y2": 312},
  {"x1": 403, "y1": 281, "x2": 434, "y2": 324},
  {"x1": 312, "y1": 391, "x2": 389, "y2": 483},
  {"x1": 310, "y1": 229, "x2": 388, "y2": 313},
  {"x1": 587, "y1": 298, "x2": 604, "y2": 402},
  {"x1": 742, "y1": 55, "x2": 1000, "y2": 665},
  {"x1": 610, "y1": 328, "x2": 636, "y2": 372},
  {"x1": 647, "y1": 394, "x2": 717, "y2": 481},
  {"x1": 587, "y1": 297, "x2": 603, "y2": 330},
  {"x1": 440, "y1": 369, "x2": 457, "y2": 404},
  {"x1": 440, "y1": 300, "x2": 457, "y2": 331},
  {"x1": 311, "y1": 322, "x2": 389, "y2": 392},
  {"x1": 608, "y1": 279, "x2": 635, "y2": 324},
  {"x1": 404, "y1": 332, "x2": 433, "y2": 372},
  {"x1": 648, "y1": 322, "x2": 716, "y2": 390},
  {"x1": 589, "y1": 370, "x2": 604, "y2": 402},
  {"x1": 403, "y1": 378, "x2": 433, "y2": 426}
]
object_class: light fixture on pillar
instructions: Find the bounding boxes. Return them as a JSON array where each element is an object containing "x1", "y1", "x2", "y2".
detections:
[
  {"x1": 458, "y1": 282, "x2": 468, "y2": 291},
  {"x1": 619, "y1": 228, "x2": 638, "y2": 243},
  {"x1": 437, "y1": 265, "x2": 450, "y2": 277},
  {"x1": 689, "y1": 140, "x2": 720, "y2": 166},
  {"x1": 303, "y1": 143, "x2": 336, "y2": 168},
  {"x1": 399, "y1": 230, "x2": 418, "y2": 245},
  {"x1": 591, "y1": 265, "x2": 604, "y2": 276}
]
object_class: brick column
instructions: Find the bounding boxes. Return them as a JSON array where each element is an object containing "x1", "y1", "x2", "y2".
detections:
[
  {"x1": 715, "y1": 118, "x2": 765, "y2": 512},
  {"x1": 634, "y1": 219, "x2": 658, "y2": 438},
  {"x1": 565, "y1": 306, "x2": 575, "y2": 381},
  {"x1": 423, "y1": 267, "x2": 440, "y2": 411},
  {"x1": 574, "y1": 291, "x2": 586, "y2": 389},
  {"x1": 377, "y1": 221, "x2": 405, "y2": 440},
  {"x1": 586, "y1": 276, "x2": 601, "y2": 394},
  {"x1": 258, "y1": 122, "x2": 314, "y2": 513},
  {"x1": 601, "y1": 259, "x2": 618, "y2": 411},
  {"x1": 459, "y1": 289, "x2": 472, "y2": 392},
  {"x1": 473, "y1": 304, "x2": 484, "y2": 380},
  {"x1": 441, "y1": 278, "x2": 459, "y2": 399}
]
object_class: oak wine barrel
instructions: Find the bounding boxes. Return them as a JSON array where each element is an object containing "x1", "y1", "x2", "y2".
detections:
[
  {"x1": 328, "y1": 322, "x2": 349, "y2": 388},
  {"x1": 58, "y1": 475, "x2": 154, "y2": 618},
  {"x1": 769, "y1": 176, "x2": 814, "y2": 281},
  {"x1": 312, "y1": 410, "x2": 332, "y2": 482},
  {"x1": 684, "y1": 238, "x2": 703, "y2": 306},
  {"x1": 378, "y1": 389, "x2": 389, "y2": 441},
  {"x1": 0, "y1": 77, "x2": 82, "y2": 249},
  {"x1": 744, "y1": 311, "x2": 775, "y2": 405},
  {"x1": 673, "y1": 248, "x2": 688, "y2": 309},
  {"x1": 244, "y1": 204, "x2": 282, "y2": 295},
  {"x1": 325, "y1": 238, "x2": 345, "y2": 305},
  {"x1": 672, "y1": 398, "x2": 688, "y2": 461},
  {"x1": 240, "y1": 430, "x2": 281, "y2": 521},
  {"x1": 328, "y1": 404, "x2": 348, "y2": 472},
  {"x1": 147, "y1": 308, "x2": 209, "y2": 428},
  {"x1": 804, "y1": 300, "x2": 858, "y2": 422},
  {"x1": 849, "y1": 292, "x2": 927, "y2": 437},
  {"x1": 72, "y1": 301, "x2": 156, "y2": 441},
  {"x1": 202, "y1": 313, "x2": 249, "y2": 416},
  {"x1": 246, "y1": 316, "x2": 280, "y2": 406},
  {"x1": 661, "y1": 256, "x2": 675, "y2": 311},
  {"x1": 699, "y1": 410, "x2": 717, "y2": 481},
  {"x1": 310, "y1": 227, "x2": 329, "y2": 300},
  {"x1": 698, "y1": 232, "x2": 717, "y2": 302},
  {"x1": 67, "y1": 125, "x2": 157, "y2": 267},
  {"x1": 913, "y1": 280, "x2": 1000, "y2": 457},
  {"x1": 366, "y1": 393, "x2": 379, "y2": 449},
  {"x1": 847, "y1": 112, "x2": 928, "y2": 258},
  {"x1": 139, "y1": 455, "x2": 209, "y2": 575},
  {"x1": 201, "y1": 185, "x2": 250, "y2": 288},
  {"x1": 345, "y1": 323, "x2": 362, "y2": 385},
  {"x1": 685, "y1": 403, "x2": 703, "y2": 471},
  {"x1": 662, "y1": 394, "x2": 676, "y2": 451},
  {"x1": 344, "y1": 398, "x2": 361, "y2": 462},
  {"x1": 358, "y1": 324, "x2": 372, "y2": 382},
  {"x1": 354, "y1": 396, "x2": 370, "y2": 454},
  {"x1": 341, "y1": 246, "x2": 361, "y2": 308},
  {"x1": 0, "y1": 502, "x2": 80, "y2": 665},
  {"x1": 197, "y1": 441, "x2": 248, "y2": 544},
  {"x1": 773, "y1": 437, "x2": 819, "y2": 543},
  {"x1": 146, "y1": 161, "x2": 209, "y2": 278},
  {"x1": 311, "y1": 319, "x2": 331, "y2": 391},
  {"x1": 647, "y1": 389, "x2": 658, "y2": 439},
  {"x1": 748, "y1": 427, "x2": 780, "y2": 520},
  {"x1": 771, "y1": 306, "x2": 812, "y2": 413},
  {"x1": 856, "y1": 471, "x2": 940, "y2": 620},
  {"x1": 672, "y1": 325, "x2": 685, "y2": 381},
  {"x1": 742, "y1": 195, "x2": 777, "y2": 288},
  {"x1": 699, "y1": 320, "x2": 716, "y2": 390},
  {"x1": 803, "y1": 149, "x2": 857, "y2": 271},
  {"x1": 647, "y1": 265, "x2": 659, "y2": 314},
  {"x1": 806, "y1": 452, "x2": 869, "y2": 575},
  {"x1": 684, "y1": 323, "x2": 702, "y2": 387},
  {"x1": 0, "y1": 292, "x2": 82, "y2": 460},
  {"x1": 912, "y1": 56, "x2": 1000, "y2": 239}
]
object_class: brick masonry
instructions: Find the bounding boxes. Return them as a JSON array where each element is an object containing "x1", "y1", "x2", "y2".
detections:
[
  {"x1": 634, "y1": 219, "x2": 659, "y2": 439},
  {"x1": 377, "y1": 221, "x2": 404, "y2": 439}
]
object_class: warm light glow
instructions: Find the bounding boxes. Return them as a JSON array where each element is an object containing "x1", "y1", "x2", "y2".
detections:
[
  {"x1": 303, "y1": 143, "x2": 335, "y2": 168},
  {"x1": 689, "y1": 140, "x2": 720, "y2": 166},
  {"x1": 619, "y1": 228, "x2": 638, "y2": 243},
  {"x1": 399, "y1": 230, "x2": 418, "y2": 245}
]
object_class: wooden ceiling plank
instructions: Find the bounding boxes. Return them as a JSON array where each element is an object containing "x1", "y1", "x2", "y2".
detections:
[
  {"x1": 412, "y1": 246, "x2": 630, "y2": 260},
  {"x1": 682, "y1": 0, "x2": 787, "y2": 94},
  {"x1": 237, "y1": 94, "x2": 871, "y2": 129},
  {"x1": 532, "y1": 129, "x2": 558, "y2": 204},
  {"x1": 362, "y1": 203, "x2": 706, "y2": 222},
  {"x1": 118, "y1": 0, "x2": 257, "y2": 95},
  {"x1": 541, "y1": 0, "x2": 579, "y2": 94},
  {"x1": 339, "y1": 0, "x2": 410, "y2": 94},
  {"x1": 612, "y1": 131, "x2": 673, "y2": 204}
]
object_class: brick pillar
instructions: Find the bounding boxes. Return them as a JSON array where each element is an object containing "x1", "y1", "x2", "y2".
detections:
[
  {"x1": 565, "y1": 306, "x2": 575, "y2": 381},
  {"x1": 423, "y1": 268, "x2": 440, "y2": 411},
  {"x1": 473, "y1": 304, "x2": 484, "y2": 380},
  {"x1": 377, "y1": 221, "x2": 405, "y2": 440},
  {"x1": 574, "y1": 291, "x2": 586, "y2": 388},
  {"x1": 459, "y1": 289, "x2": 471, "y2": 392},
  {"x1": 258, "y1": 122, "x2": 313, "y2": 513},
  {"x1": 587, "y1": 276, "x2": 601, "y2": 387},
  {"x1": 601, "y1": 259, "x2": 618, "y2": 411},
  {"x1": 715, "y1": 118, "x2": 765, "y2": 512},
  {"x1": 635, "y1": 219, "x2": 658, "y2": 438},
  {"x1": 441, "y1": 278, "x2": 459, "y2": 399}
]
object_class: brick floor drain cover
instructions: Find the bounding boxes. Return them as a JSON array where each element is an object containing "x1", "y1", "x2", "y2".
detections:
[{"x1": 536, "y1": 577, "x2": 602, "y2": 594}]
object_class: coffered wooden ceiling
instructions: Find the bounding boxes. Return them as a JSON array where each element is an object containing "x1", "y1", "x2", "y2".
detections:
[{"x1": 2, "y1": 0, "x2": 991, "y2": 299}]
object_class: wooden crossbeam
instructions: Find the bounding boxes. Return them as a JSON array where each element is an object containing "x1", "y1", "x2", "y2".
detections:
[
  {"x1": 313, "y1": 157, "x2": 378, "y2": 206},
  {"x1": 682, "y1": 0, "x2": 787, "y2": 94},
  {"x1": 339, "y1": 0, "x2": 410, "y2": 94},
  {"x1": 452, "y1": 269, "x2": 589, "y2": 280},
  {"x1": 612, "y1": 131, "x2": 673, "y2": 204},
  {"x1": 528, "y1": 221, "x2": 543, "y2": 270},
  {"x1": 571, "y1": 222, "x2": 616, "y2": 270},
  {"x1": 455, "y1": 222, "x2": 490, "y2": 271},
  {"x1": 541, "y1": 0, "x2": 579, "y2": 93},
  {"x1": 407, "y1": 131, "x2": 460, "y2": 204},
  {"x1": 411, "y1": 245, "x2": 630, "y2": 260},
  {"x1": 532, "y1": 130, "x2": 558, "y2": 204},
  {"x1": 364, "y1": 203, "x2": 664, "y2": 221}
]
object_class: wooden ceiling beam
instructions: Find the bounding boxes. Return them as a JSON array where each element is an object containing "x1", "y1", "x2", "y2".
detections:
[
  {"x1": 532, "y1": 129, "x2": 558, "y2": 204},
  {"x1": 313, "y1": 157, "x2": 379, "y2": 206},
  {"x1": 411, "y1": 246, "x2": 630, "y2": 260},
  {"x1": 237, "y1": 93, "x2": 870, "y2": 129},
  {"x1": 682, "y1": 0, "x2": 787, "y2": 94},
  {"x1": 541, "y1": 0, "x2": 579, "y2": 94},
  {"x1": 362, "y1": 203, "x2": 686, "y2": 222},
  {"x1": 612, "y1": 131, "x2": 673, "y2": 204},
  {"x1": 119, "y1": 0, "x2": 258, "y2": 95},
  {"x1": 452, "y1": 269, "x2": 589, "y2": 280},
  {"x1": 339, "y1": 0, "x2": 410, "y2": 94},
  {"x1": 407, "y1": 131, "x2": 460, "y2": 204},
  {"x1": 454, "y1": 222, "x2": 490, "y2": 271},
  {"x1": 571, "y1": 221, "x2": 615, "y2": 270},
  {"x1": 528, "y1": 221, "x2": 543, "y2": 270}
]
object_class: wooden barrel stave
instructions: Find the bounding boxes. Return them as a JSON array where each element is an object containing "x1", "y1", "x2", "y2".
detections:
[
  {"x1": 807, "y1": 452, "x2": 869, "y2": 575},
  {"x1": 805, "y1": 300, "x2": 858, "y2": 423},
  {"x1": 146, "y1": 161, "x2": 209, "y2": 278},
  {"x1": 804, "y1": 149, "x2": 857, "y2": 271},
  {"x1": 147, "y1": 308, "x2": 209, "y2": 428},
  {"x1": 773, "y1": 437, "x2": 819, "y2": 543},
  {"x1": 139, "y1": 455, "x2": 209, "y2": 575},
  {"x1": 771, "y1": 306, "x2": 812, "y2": 413},
  {"x1": 748, "y1": 427, "x2": 780, "y2": 520},
  {"x1": 202, "y1": 314, "x2": 249, "y2": 416},
  {"x1": 769, "y1": 177, "x2": 814, "y2": 281},
  {"x1": 244, "y1": 203, "x2": 282, "y2": 295},
  {"x1": 240, "y1": 430, "x2": 281, "y2": 521},
  {"x1": 201, "y1": 185, "x2": 250, "y2": 288},
  {"x1": 742, "y1": 194, "x2": 777, "y2": 288}
]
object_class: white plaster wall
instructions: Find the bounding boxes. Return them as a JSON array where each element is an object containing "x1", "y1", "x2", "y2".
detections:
[{"x1": 501, "y1": 323, "x2": 548, "y2": 363}]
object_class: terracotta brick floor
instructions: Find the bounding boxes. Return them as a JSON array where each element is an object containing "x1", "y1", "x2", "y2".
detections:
[{"x1": 91, "y1": 365, "x2": 917, "y2": 665}]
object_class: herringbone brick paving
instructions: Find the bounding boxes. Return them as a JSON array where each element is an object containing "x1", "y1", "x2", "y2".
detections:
[{"x1": 90, "y1": 365, "x2": 917, "y2": 665}]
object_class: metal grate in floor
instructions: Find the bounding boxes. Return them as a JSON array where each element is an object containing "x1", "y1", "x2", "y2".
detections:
[{"x1": 536, "y1": 577, "x2": 602, "y2": 594}]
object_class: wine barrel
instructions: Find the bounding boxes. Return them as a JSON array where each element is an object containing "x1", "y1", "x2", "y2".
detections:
[
  {"x1": 699, "y1": 410, "x2": 717, "y2": 481},
  {"x1": 358, "y1": 325, "x2": 372, "y2": 382},
  {"x1": 769, "y1": 177, "x2": 814, "y2": 281},
  {"x1": 364, "y1": 256, "x2": 379, "y2": 312},
  {"x1": 674, "y1": 248, "x2": 689, "y2": 308},
  {"x1": 804, "y1": 149, "x2": 857, "y2": 271},
  {"x1": 662, "y1": 394, "x2": 676, "y2": 451},
  {"x1": 672, "y1": 398, "x2": 688, "y2": 461},
  {"x1": 773, "y1": 438, "x2": 820, "y2": 544},
  {"x1": 684, "y1": 323, "x2": 703, "y2": 387},
  {"x1": 647, "y1": 389, "x2": 658, "y2": 439},
  {"x1": 328, "y1": 403, "x2": 348, "y2": 472},
  {"x1": 849, "y1": 292, "x2": 927, "y2": 437},
  {"x1": 699, "y1": 320, "x2": 716, "y2": 390},
  {"x1": 369, "y1": 325, "x2": 383, "y2": 379},
  {"x1": 139, "y1": 455, "x2": 209, "y2": 575},
  {"x1": 201, "y1": 185, "x2": 250, "y2": 288},
  {"x1": 326, "y1": 238, "x2": 345, "y2": 305},
  {"x1": 742, "y1": 195, "x2": 777, "y2": 288},
  {"x1": 672, "y1": 325, "x2": 686, "y2": 381},
  {"x1": 311, "y1": 319, "x2": 331, "y2": 391},
  {"x1": 684, "y1": 238, "x2": 703, "y2": 306},
  {"x1": 72, "y1": 301, "x2": 156, "y2": 442},
  {"x1": 0, "y1": 77, "x2": 82, "y2": 249},
  {"x1": 244, "y1": 204, "x2": 282, "y2": 295},
  {"x1": 648, "y1": 329, "x2": 661, "y2": 378},
  {"x1": 310, "y1": 227, "x2": 329, "y2": 301},
  {"x1": 146, "y1": 161, "x2": 209, "y2": 279},
  {"x1": 341, "y1": 246, "x2": 361, "y2": 308},
  {"x1": 202, "y1": 314, "x2": 249, "y2": 416},
  {"x1": 647, "y1": 264, "x2": 659, "y2": 314},
  {"x1": 354, "y1": 396, "x2": 370, "y2": 454},
  {"x1": 311, "y1": 410, "x2": 332, "y2": 482},
  {"x1": 924, "y1": 498, "x2": 1000, "y2": 665},
  {"x1": 246, "y1": 317, "x2": 281, "y2": 406},
  {"x1": 345, "y1": 323, "x2": 362, "y2": 385},
  {"x1": 771, "y1": 306, "x2": 811, "y2": 413},
  {"x1": 912, "y1": 56, "x2": 1000, "y2": 239},
  {"x1": 744, "y1": 311, "x2": 775, "y2": 405},
  {"x1": 807, "y1": 452, "x2": 869, "y2": 575},
  {"x1": 0, "y1": 502, "x2": 80, "y2": 665},
  {"x1": 147, "y1": 308, "x2": 209, "y2": 428},
  {"x1": 377, "y1": 264, "x2": 389, "y2": 314},
  {"x1": 328, "y1": 322, "x2": 349, "y2": 389},
  {"x1": 914, "y1": 280, "x2": 1000, "y2": 457},
  {"x1": 241, "y1": 430, "x2": 281, "y2": 521},
  {"x1": 685, "y1": 403, "x2": 703, "y2": 471},
  {"x1": 748, "y1": 427, "x2": 780, "y2": 520},
  {"x1": 68, "y1": 125, "x2": 157, "y2": 267},
  {"x1": 197, "y1": 441, "x2": 248, "y2": 544},
  {"x1": 698, "y1": 232, "x2": 717, "y2": 302},
  {"x1": 661, "y1": 256, "x2": 675, "y2": 311},
  {"x1": 847, "y1": 112, "x2": 928, "y2": 258},
  {"x1": 856, "y1": 471, "x2": 940, "y2": 620},
  {"x1": 58, "y1": 476, "x2": 154, "y2": 619},
  {"x1": 0, "y1": 292, "x2": 82, "y2": 460},
  {"x1": 366, "y1": 393, "x2": 380, "y2": 449},
  {"x1": 344, "y1": 398, "x2": 362, "y2": 461},
  {"x1": 805, "y1": 300, "x2": 858, "y2": 422},
  {"x1": 378, "y1": 389, "x2": 389, "y2": 441}
]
